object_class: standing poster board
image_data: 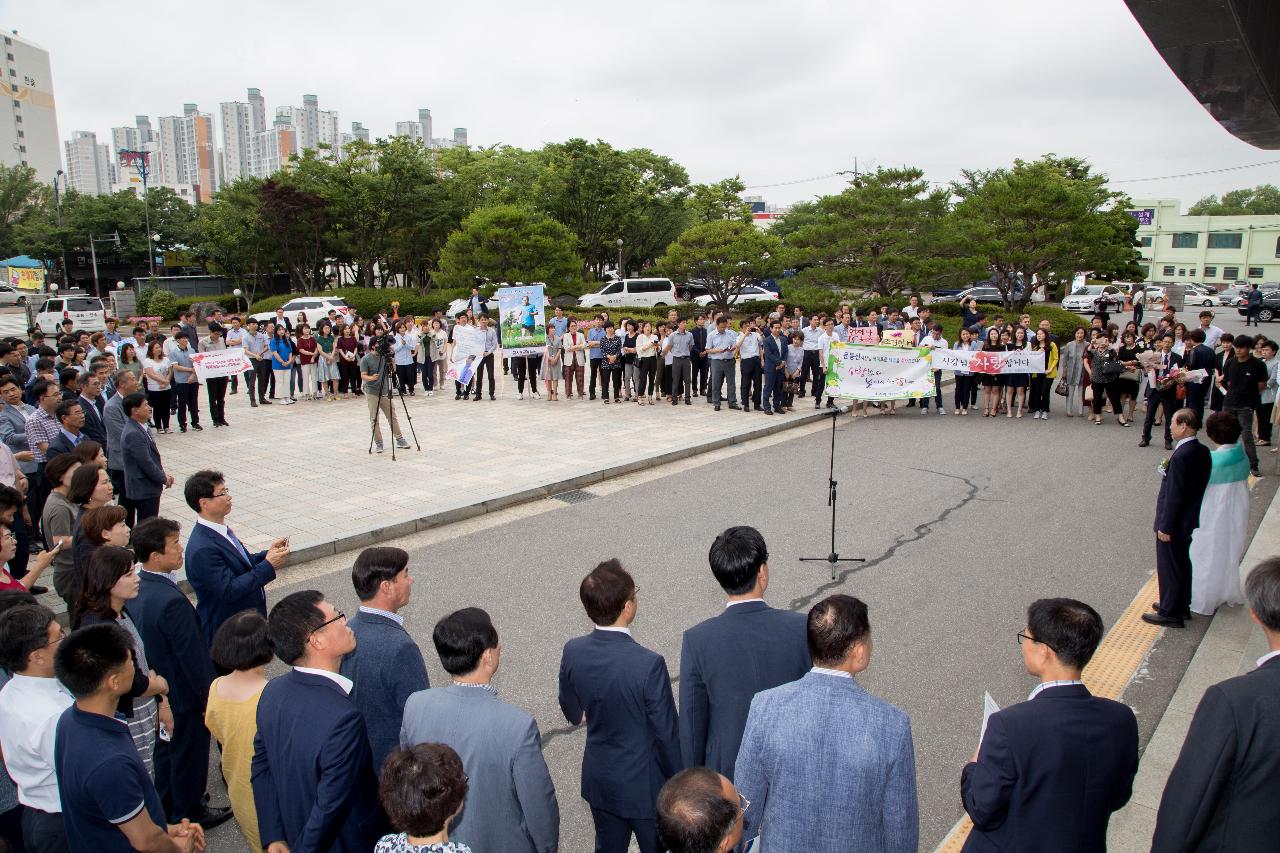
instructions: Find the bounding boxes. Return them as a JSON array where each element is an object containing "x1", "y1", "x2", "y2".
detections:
[
  {"x1": 496, "y1": 285, "x2": 547, "y2": 357},
  {"x1": 447, "y1": 324, "x2": 486, "y2": 386}
]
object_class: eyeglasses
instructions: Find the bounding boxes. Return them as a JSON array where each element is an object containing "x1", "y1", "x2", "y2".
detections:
[
  {"x1": 44, "y1": 628, "x2": 66, "y2": 648},
  {"x1": 212, "y1": 489, "x2": 231, "y2": 498},
  {"x1": 739, "y1": 792, "x2": 751, "y2": 816},
  {"x1": 1016, "y1": 631, "x2": 1057, "y2": 654},
  {"x1": 310, "y1": 611, "x2": 346, "y2": 636}
]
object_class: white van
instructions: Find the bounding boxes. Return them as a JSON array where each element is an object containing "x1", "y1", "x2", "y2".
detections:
[
  {"x1": 577, "y1": 278, "x2": 678, "y2": 309},
  {"x1": 37, "y1": 296, "x2": 109, "y2": 333}
]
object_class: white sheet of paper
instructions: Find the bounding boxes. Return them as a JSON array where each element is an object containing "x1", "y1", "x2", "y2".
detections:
[{"x1": 979, "y1": 691, "x2": 1000, "y2": 747}]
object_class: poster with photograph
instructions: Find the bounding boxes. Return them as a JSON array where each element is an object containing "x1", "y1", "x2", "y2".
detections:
[
  {"x1": 496, "y1": 285, "x2": 547, "y2": 357},
  {"x1": 447, "y1": 323, "x2": 486, "y2": 386}
]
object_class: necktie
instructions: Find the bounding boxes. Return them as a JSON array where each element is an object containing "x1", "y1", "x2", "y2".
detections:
[{"x1": 225, "y1": 527, "x2": 252, "y2": 565}]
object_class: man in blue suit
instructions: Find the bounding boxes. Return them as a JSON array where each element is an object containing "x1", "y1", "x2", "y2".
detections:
[
  {"x1": 339, "y1": 546, "x2": 429, "y2": 772},
  {"x1": 679, "y1": 525, "x2": 808, "y2": 779},
  {"x1": 120, "y1": 393, "x2": 171, "y2": 521},
  {"x1": 129, "y1": 517, "x2": 232, "y2": 830},
  {"x1": 251, "y1": 590, "x2": 384, "y2": 853},
  {"x1": 1143, "y1": 407, "x2": 1212, "y2": 628},
  {"x1": 183, "y1": 469, "x2": 288, "y2": 647},
  {"x1": 735, "y1": 594, "x2": 917, "y2": 853},
  {"x1": 559, "y1": 559, "x2": 681, "y2": 853},
  {"x1": 761, "y1": 320, "x2": 788, "y2": 415},
  {"x1": 961, "y1": 599, "x2": 1138, "y2": 852}
]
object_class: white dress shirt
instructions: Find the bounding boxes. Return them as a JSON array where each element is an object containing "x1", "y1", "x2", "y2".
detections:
[
  {"x1": 1257, "y1": 649, "x2": 1280, "y2": 669},
  {"x1": 595, "y1": 626, "x2": 632, "y2": 637},
  {"x1": 810, "y1": 666, "x2": 852, "y2": 679},
  {"x1": 358, "y1": 604, "x2": 404, "y2": 627},
  {"x1": 0, "y1": 674, "x2": 74, "y2": 811},
  {"x1": 196, "y1": 516, "x2": 251, "y2": 563},
  {"x1": 294, "y1": 666, "x2": 353, "y2": 695},
  {"x1": 725, "y1": 598, "x2": 765, "y2": 609},
  {"x1": 1028, "y1": 679, "x2": 1084, "y2": 700}
]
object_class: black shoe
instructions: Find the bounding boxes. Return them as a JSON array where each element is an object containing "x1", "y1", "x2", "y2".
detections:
[
  {"x1": 590, "y1": 393, "x2": 596, "y2": 400},
  {"x1": 260, "y1": 399, "x2": 272, "y2": 405},
  {"x1": 29, "y1": 585, "x2": 48, "y2": 595},
  {"x1": 1141, "y1": 612, "x2": 1185, "y2": 628},
  {"x1": 230, "y1": 389, "x2": 238, "y2": 395},
  {"x1": 1251, "y1": 468, "x2": 1262, "y2": 478},
  {"x1": 685, "y1": 398, "x2": 691, "y2": 405},
  {"x1": 1138, "y1": 439, "x2": 1150, "y2": 447},
  {"x1": 473, "y1": 396, "x2": 481, "y2": 401},
  {"x1": 455, "y1": 393, "x2": 461, "y2": 400},
  {"x1": 714, "y1": 404, "x2": 721, "y2": 411},
  {"x1": 179, "y1": 426, "x2": 187, "y2": 433},
  {"x1": 192, "y1": 805, "x2": 234, "y2": 829},
  {"x1": 249, "y1": 400, "x2": 258, "y2": 407},
  {"x1": 1164, "y1": 440, "x2": 1174, "y2": 450},
  {"x1": 671, "y1": 399, "x2": 678, "y2": 406},
  {"x1": 192, "y1": 424, "x2": 203, "y2": 431},
  {"x1": 489, "y1": 395, "x2": 496, "y2": 401},
  {"x1": 728, "y1": 403, "x2": 741, "y2": 410}
]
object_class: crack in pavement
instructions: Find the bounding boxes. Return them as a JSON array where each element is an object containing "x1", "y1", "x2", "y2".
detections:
[
  {"x1": 784, "y1": 467, "x2": 982, "y2": 612},
  {"x1": 543, "y1": 468, "x2": 980, "y2": 748}
]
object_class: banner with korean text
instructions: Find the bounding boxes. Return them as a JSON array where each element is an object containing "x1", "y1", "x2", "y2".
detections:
[
  {"x1": 848, "y1": 326, "x2": 879, "y2": 345},
  {"x1": 931, "y1": 348, "x2": 1045, "y2": 374},
  {"x1": 824, "y1": 343, "x2": 935, "y2": 401},
  {"x1": 190, "y1": 347, "x2": 251, "y2": 381}
]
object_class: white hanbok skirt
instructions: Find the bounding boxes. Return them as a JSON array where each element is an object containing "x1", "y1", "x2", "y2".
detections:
[{"x1": 1189, "y1": 480, "x2": 1249, "y2": 615}]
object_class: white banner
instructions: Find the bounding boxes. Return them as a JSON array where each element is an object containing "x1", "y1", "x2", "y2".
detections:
[
  {"x1": 931, "y1": 348, "x2": 1045, "y2": 374},
  {"x1": 824, "y1": 343, "x2": 936, "y2": 401},
  {"x1": 191, "y1": 347, "x2": 251, "y2": 381},
  {"x1": 447, "y1": 324, "x2": 486, "y2": 385}
]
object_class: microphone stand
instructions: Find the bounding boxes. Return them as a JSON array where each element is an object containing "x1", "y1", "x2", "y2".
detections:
[{"x1": 800, "y1": 407, "x2": 865, "y2": 580}]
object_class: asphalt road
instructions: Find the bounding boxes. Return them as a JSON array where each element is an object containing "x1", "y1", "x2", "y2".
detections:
[{"x1": 200, "y1": 374, "x2": 1277, "y2": 852}]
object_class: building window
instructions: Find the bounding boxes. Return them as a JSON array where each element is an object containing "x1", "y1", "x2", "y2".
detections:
[
  {"x1": 1205, "y1": 267, "x2": 1218, "y2": 278},
  {"x1": 1139, "y1": 236, "x2": 1153, "y2": 247},
  {"x1": 1178, "y1": 268, "x2": 1186, "y2": 277},
  {"x1": 1172, "y1": 233, "x2": 1199, "y2": 249},
  {"x1": 1224, "y1": 266, "x2": 1240, "y2": 280},
  {"x1": 1162, "y1": 265, "x2": 1176, "y2": 276},
  {"x1": 1275, "y1": 236, "x2": 1280, "y2": 258},
  {"x1": 1207, "y1": 232, "x2": 1243, "y2": 250},
  {"x1": 1139, "y1": 264, "x2": 1150, "y2": 278},
  {"x1": 1249, "y1": 267, "x2": 1265, "y2": 278},
  {"x1": 14, "y1": 130, "x2": 20, "y2": 138},
  {"x1": 1189, "y1": 269, "x2": 1197, "y2": 277}
]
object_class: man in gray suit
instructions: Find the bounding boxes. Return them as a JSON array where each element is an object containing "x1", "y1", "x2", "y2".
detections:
[
  {"x1": 400, "y1": 607, "x2": 558, "y2": 853},
  {"x1": 735, "y1": 594, "x2": 918, "y2": 852},
  {"x1": 103, "y1": 371, "x2": 139, "y2": 524}
]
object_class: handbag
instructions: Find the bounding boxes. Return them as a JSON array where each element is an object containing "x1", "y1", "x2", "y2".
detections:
[
  {"x1": 1176, "y1": 383, "x2": 1187, "y2": 401},
  {"x1": 1119, "y1": 369, "x2": 1140, "y2": 382},
  {"x1": 1055, "y1": 382, "x2": 1068, "y2": 397}
]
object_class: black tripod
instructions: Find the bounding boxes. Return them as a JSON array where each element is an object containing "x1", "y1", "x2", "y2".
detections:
[
  {"x1": 800, "y1": 408, "x2": 865, "y2": 579},
  {"x1": 366, "y1": 352, "x2": 421, "y2": 460}
]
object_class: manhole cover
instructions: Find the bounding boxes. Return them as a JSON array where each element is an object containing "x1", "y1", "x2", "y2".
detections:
[{"x1": 554, "y1": 489, "x2": 596, "y2": 504}]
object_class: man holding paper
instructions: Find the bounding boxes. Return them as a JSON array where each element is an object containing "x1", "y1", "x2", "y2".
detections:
[{"x1": 960, "y1": 599, "x2": 1137, "y2": 852}]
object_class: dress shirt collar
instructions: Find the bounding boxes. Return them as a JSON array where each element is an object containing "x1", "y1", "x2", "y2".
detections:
[
  {"x1": 595, "y1": 625, "x2": 632, "y2": 636},
  {"x1": 1028, "y1": 679, "x2": 1084, "y2": 700},
  {"x1": 451, "y1": 681, "x2": 498, "y2": 695},
  {"x1": 1257, "y1": 649, "x2": 1280, "y2": 669},
  {"x1": 725, "y1": 598, "x2": 765, "y2": 609},
  {"x1": 1174, "y1": 436, "x2": 1196, "y2": 452},
  {"x1": 294, "y1": 666, "x2": 353, "y2": 694},
  {"x1": 140, "y1": 568, "x2": 181, "y2": 586},
  {"x1": 358, "y1": 604, "x2": 404, "y2": 627},
  {"x1": 57, "y1": 427, "x2": 81, "y2": 445},
  {"x1": 196, "y1": 517, "x2": 230, "y2": 537},
  {"x1": 810, "y1": 665, "x2": 853, "y2": 679}
]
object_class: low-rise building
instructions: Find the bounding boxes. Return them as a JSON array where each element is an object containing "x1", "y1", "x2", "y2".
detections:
[{"x1": 1131, "y1": 198, "x2": 1280, "y2": 287}]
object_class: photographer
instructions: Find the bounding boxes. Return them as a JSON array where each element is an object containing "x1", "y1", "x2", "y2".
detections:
[{"x1": 360, "y1": 336, "x2": 411, "y2": 454}]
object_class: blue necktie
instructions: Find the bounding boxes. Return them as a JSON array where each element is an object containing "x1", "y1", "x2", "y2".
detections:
[{"x1": 226, "y1": 527, "x2": 252, "y2": 565}]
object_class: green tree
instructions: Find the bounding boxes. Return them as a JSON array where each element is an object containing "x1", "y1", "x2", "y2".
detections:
[
  {"x1": 258, "y1": 176, "x2": 330, "y2": 294},
  {"x1": 1188, "y1": 184, "x2": 1280, "y2": 216},
  {"x1": 952, "y1": 155, "x2": 1144, "y2": 309},
  {"x1": 190, "y1": 177, "x2": 281, "y2": 307},
  {"x1": 687, "y1": 177, "x2": 751, "y2": 224},
  {"x1": 0, "y1": 164, "x2": 49, "y2": 259},
  {"x1": 436, "y1": 204, "x2": 582, "y2": 288},
  {"x1": 784, "y1": 167, "x2": 976, "y2": 296},
  {"x1": 657, "y1": 220, "x2": 783, "y2": 308}
]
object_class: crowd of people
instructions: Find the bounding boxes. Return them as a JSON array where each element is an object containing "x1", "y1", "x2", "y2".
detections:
[{"x1": 0, "y1": 503, "x2": 1274, "y2": 853}]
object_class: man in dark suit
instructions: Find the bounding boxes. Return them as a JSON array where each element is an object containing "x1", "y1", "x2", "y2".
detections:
[
  {"x1": 1182, "y1": 328, "x2": 1215, "y2": 421},
  {"x1": 120, "y1": 393, "x2": 171, "y2": 521},
  {"x1": 179, "y1": 312, "x2": 200, "y2": 354},
  {"x1": 182, "y1": 469, "x2": 288, "y2": 647},
  {"x1": 761, "y1": 321, "x2": 788, "y2": 415},
  {"x1": 961, "y1": 598, "x2": 1138, "y2": 852},
  {"x1": 559, "y1": 560, "x2": 681, "y2": 853},
  {"x1": 1144, "y1": 408, "x2": 1213, "y2": 628},
  {"x1": 338, "y1": 546, "x2": 429, "y2": 773},
  {"x1": 252, "y1": 590, "x2": 384, "y2": 853},
  {"x1": 129, "y1": 517, "x2": 231, "y2": 830},
  {"x1": 679, "y1": 526, "x2": 808, "y2": 780},
  {"x1": 76, "y1": 372, "x2": 108, "y2": 450},
  {"x1": 43, "y1": 399, "x2": 84, "y2": 462},
  {"x1": 1139, "y1": 333, "x2": 1183, "y2": 450},
  {"x1": 690, "y1": 314, "x2": 709, "y2": 398},
  {"x1": 1151, "y1": 557, "x2": 1280, "y2": 851}
]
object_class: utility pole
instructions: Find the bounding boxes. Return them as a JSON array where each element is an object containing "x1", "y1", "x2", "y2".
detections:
[
  {"x1": 88, "y1": 232, "x2": 122, "y2": 299},
  {"x1": 119, "y1": 149, "x2": 156, "y2": 276}
]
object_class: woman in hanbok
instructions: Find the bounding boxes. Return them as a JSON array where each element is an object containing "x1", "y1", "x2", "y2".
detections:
[{"x1": 1190, "y1": 411, "x2": 1250, "y2": 615}]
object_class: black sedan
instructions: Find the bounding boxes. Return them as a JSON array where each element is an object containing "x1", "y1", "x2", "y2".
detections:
[{"x1": 1237, "y1": 292, "x2": 1280, "y2": 322}]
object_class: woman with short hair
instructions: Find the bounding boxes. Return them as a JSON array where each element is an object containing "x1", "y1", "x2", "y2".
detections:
[
  {"x1": 336, "y1": 324, "x2": 362, "y2": 398},
  {"x1": 269, "y1": 323, "x2": 296, "y2": 404},
  {"x1": 375, "y1": 743, "x2": 471, "y2": 853},
  {"x1": 295, "y1": 324, "x2": 320, "y2": 401}
]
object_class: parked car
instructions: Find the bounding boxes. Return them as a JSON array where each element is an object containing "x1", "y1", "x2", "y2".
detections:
[
  {"x1": 0, "y1": 285, "x2": 29, "y2": 307},
  {"x1": 36, "y1": 296, "x2": 108, "y2": 332},
  {"x1": 250, "y1": 296, "x2": 353, "y2": 328},
  {"x1": 691, "y1": 285, "x2": 780, "y2": 308},
  {"x1": 578, "y1": 278, "x2": 678, "y2": 309},
  {"x1": 946, "y1": 286, "x2": 1007, "y2": 305},
  {"x1": 1061, "y1": 284, "x2": 1124, "y2": 313},
  {"x1": 1237, "y1": 291, "x2": 1280, "y2": 322}
]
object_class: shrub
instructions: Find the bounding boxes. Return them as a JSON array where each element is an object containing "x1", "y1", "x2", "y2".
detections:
[{"x1": 136, "y1": 288, "x2": 179, "y2": 320}]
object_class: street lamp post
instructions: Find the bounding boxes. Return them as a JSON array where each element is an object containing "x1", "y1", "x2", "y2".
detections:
[
  {"x1": 616, "y1": 238, "x2": 624, "y2": 280},
  {"x1": 233, "y1": 288, "x2": 243, "y2": 316},
  {"x1": 119, "y1": 149, "x2": 155, "y2": 276},
  {"x1": 52, "y1": 170, "x2": 67, "y2": 289},
  {"x1": 88, "y1": 232, "x2": 121, "y2": 300}
]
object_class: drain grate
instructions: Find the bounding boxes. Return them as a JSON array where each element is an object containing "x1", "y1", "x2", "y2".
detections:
[{"x1": 553, "y1": 489, "x2": 596, "y2": 504}]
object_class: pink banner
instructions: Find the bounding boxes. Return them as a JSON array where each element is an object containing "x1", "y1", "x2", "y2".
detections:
[{"x1": 848, "y1": 327, "x2": 880, "y2": 345}]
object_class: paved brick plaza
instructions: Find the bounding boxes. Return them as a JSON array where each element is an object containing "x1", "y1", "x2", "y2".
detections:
[{"x1": 146, "y1": 381, "x2": 819, "y2": 557}]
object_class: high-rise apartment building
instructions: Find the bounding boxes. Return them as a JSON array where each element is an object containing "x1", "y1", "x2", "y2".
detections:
[
  {"x1": 418, "y1": 108, "x2": 432, "y2": 144},
  {"x1": 63, "y1": 130, "x2": 111, "y2": 195},
  {"x1": 394, "y1": 120, "x2": 422, "y2": 140},
  {"x1": 250, "y1": 116, "x2": 296, "y2": 178},
  {"x1": 155, "y1": 103, "x2": 216, "y2": 202},
  {"x1": 275, "y1": 94, "x2": 340, "y2": 157},
  {"x1": 453, "y1": 127, "x2": 468, "y2": 148},
  {"x1": 110, "y1": 125, "x2": 138, "y2": 155},
  {"x1": 351, "y1": 121, "x2": 369, "y2": 143},
  {"x1": 0, "y1": 30, "x2": 61, "y2": 182}
]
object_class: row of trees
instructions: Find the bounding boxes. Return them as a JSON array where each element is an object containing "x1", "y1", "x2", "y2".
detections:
[{"x1": 1, "y1": 144, "x2": 1143, "y2": 310}]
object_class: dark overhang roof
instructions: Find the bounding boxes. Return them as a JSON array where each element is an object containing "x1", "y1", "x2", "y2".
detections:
[{"x1": 1125, "y1": 0, "x2": 1280, "y2": 148}]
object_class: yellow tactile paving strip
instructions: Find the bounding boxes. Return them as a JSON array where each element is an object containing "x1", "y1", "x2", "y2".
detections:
[{"x1": 934, "y1": 574, "x2": 1162, "y2": 853}]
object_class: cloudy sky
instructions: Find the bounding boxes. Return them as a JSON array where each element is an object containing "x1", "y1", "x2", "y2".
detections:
[{"x1": 17, "y1": 0, "x2": 1280, "y2": 209}]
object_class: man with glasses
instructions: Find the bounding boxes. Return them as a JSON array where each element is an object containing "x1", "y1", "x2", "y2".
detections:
[
  {"x1": 182, "y1": 469, "x2": 289, "y2": 647},
  {"x1": 656, "y1": 767, "x2": 745, "y2": 853},
  {"x1": 252, "y1": 590, "x2": 383, "y2": 853},
  {"x1": 0, "y1": 601, "x2": 74, "y2": 852},
  {"x1": 24, "y1": 379, "x2": 64, "y2": 528},
  {"x1": 961, "y1": 599, "x2": 1138, "y2": 852}
]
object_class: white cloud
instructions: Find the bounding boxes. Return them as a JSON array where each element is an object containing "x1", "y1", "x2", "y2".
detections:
[{"x1": 16, "y1": 0, "x2": 1280, "y2": 207}]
